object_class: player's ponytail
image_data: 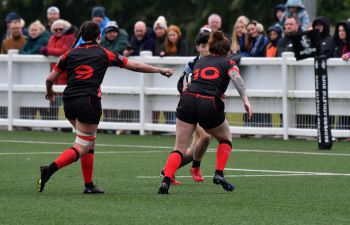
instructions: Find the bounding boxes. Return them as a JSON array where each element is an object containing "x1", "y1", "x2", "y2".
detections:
[
  {"x1": 209, "y1": 31, "x2": 230, "y2": 57},
  {"x1": 71, "y1": 21, "x2": 101, "y2": 50}
]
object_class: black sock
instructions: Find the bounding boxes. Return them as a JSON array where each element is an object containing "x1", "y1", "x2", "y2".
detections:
[
  {"x1": 192, "y1": 160, "x2": 201, "y2": 168},
  {"x1": 85, "y1": 182, "x2": 94, "y2": 188},
  {"x1": 48, "y1": 162, "x2": 58, "y2": 177},
  {"x1": 178, "y1": 154, "x2": 193, "y2": 168},
  {"x1": 215, "y1": 170, "x2": 224, "y2": 176}
]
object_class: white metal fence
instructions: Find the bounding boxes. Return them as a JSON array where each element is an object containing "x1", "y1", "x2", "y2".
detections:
[{"x1": 0, "y1": 50, "x2": 349, "y2": 139}]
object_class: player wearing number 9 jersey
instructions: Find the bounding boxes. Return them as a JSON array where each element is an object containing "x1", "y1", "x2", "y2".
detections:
[
  {"x1": 159, "y1": 31, "x2": 253, "y2": 194},
  {"x1": 37, "y1": 21, "x2": 174, "y2": 194}
]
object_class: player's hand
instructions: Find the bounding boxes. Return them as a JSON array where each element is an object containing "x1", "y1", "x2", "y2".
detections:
[
  {"x1": 160, "y1": 68, "x2": 174, "y2": 78},
  {"x1": 45, "y1": 89, "x2": 56, "y2": 101},
  {"x1": 243, "y1": 98, "x2": 253, "y2": 120},
  {"x1": 342, "y1": 53, "x2": 350, "y2": 61}
]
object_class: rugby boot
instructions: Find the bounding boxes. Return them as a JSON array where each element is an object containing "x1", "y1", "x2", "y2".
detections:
[
  {"x1": 190, "y1": 167, "x2": 204, "y2": 182},
  {"x1": 37, "y1": 166, "x2": 51, "y2": 192},
  {"x1": 83, "y1": 183, "x2": 105, "y2": 194},
  {"x1": 160, "y1": 169, "x2": 182, "y2": 185},
  {"x1": 158, "y1": 176, "x2": 171, "y2": 194},
  {"x1": 213, "y1": 173, "x2": 235, "y2": 192}
]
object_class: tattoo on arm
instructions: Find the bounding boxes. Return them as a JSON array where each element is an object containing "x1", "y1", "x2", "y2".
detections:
[{"x1": 232, "y1": 76, "x2": 247, "y2": 99}]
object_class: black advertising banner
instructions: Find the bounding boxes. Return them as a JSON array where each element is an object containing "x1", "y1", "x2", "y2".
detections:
[
  {"x1": 292, "y1": 29, "x2": 321, "y2": 61},
  {"x1": 314, "y1": 56, "x2": 333, "y2": 150}
]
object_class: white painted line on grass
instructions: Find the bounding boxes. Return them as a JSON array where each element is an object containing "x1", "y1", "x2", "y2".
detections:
[
  {"x1": 225, "y1": 168, "x2": 350, "y2": 176},
  {"x1": 0, "y1": 139, "x2": 350, "y2": 157}
]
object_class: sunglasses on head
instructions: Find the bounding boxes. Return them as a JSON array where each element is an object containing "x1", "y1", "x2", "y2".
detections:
[{"x1": 54, "y1": 28, "x2": 64, "y2": 32}]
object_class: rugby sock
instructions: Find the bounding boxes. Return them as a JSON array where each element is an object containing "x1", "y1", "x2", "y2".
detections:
[
  {"x1": 192, "y1": 160, "x2": 201, "y2": 168},
  {"x1": 178, "y1": 153, "x2": 193, "y2": 168},
  {"x1": 54, "y1": 147, "x2": 80, "y2": 169},
  {"x1": 164, "y1": 150, "x2": 183, "y2": 178},
  {"x1": 80, "y1": 149, "x2": 94, "y2": 184},
  {"x1": 216, "y1": 141, "x2": 232, "y2": 171},
  {"x1": 47, "y1": 162, "x2": 58, "y2": 177}
]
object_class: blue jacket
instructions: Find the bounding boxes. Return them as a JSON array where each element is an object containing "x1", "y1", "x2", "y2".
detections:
[{"x1": 279, "y1": 0, "x2": 310, "y2": 32}]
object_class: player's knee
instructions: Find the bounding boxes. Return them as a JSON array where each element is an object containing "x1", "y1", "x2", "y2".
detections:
[
  {"x1": 75, "y1": 130, "x2": 96, "y2": 153},
  {"x1": 219, "y1": 139, "x2": 232, "y2": 147},
  {"x1": 201, "y1": 133, "x2": 212, "y2": 144}
]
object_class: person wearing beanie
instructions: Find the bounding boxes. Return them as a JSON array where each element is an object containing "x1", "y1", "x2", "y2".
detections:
[
  {"x1": 265, "y1": 25, "x2": 282, "y2": 57},
  {"x1": 2, "y1": 12, "x2": 21, "y2": 42},
  {"x1": 312, "y1": 17, "x2": 334, "y2": 58},
  {"x1": 91, "y1": 6, "x2": 110, "y2": 34},
  {"x1": 46, "y1": 6, "x2": 60, "y2": 33},
  {"x1": 153, "y1": 16, "x2": 168, "y2": 56},
  {"x1": 1, "y1": 20, "x2": 27, "y2": 54}
]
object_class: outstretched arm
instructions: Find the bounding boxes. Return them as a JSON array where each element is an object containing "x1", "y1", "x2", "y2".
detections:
[
  {"x1": 228, "y1": 65, "x2": 253, "y2": 119},
  {"x1": 124, "y1": 60, "x2": 174, "y2": 77}
]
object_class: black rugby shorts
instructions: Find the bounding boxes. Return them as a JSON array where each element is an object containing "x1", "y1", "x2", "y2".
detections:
[
  {"x1": 63, "y1": 96, "x2": 102, "y2": 124},
  {"x1": 176, "y1": 92, "x2": 225, "y2": 129}
]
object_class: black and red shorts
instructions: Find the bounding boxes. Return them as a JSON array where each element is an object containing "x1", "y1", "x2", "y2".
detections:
[
  {"x1": 176, "y1": 91, "x2": 225, "y2": 129},
  {"x1": 63, "y1": 96, "x2": 102, "y2": 124}
]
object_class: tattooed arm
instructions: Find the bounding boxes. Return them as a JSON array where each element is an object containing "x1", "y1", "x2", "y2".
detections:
[{"x1": 228, "y1": 64, "x2": 253, "y2": 119}]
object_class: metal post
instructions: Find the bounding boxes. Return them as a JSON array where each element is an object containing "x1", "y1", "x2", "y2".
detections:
[
  {"x1": 139, "y1": 51, "x2": 152, "y2": 135},
  {"x1": 7, "y1": 49, "x2": 18, "y2": 131}
]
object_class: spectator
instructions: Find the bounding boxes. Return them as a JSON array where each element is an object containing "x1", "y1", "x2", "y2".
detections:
[
  {"x1": 20, "y1": 20, "x2": 50, "y2": 54},
  {"x1": 276, "y1": 15, "x2": 300, "y2": 57},
  {"x1": 1, "y1": 20, "x2": 27, "y2": 54},
  {"x1": 46, "y1": 6, "x2": 60, "y2": 33},
  {"x1": 160, "y1": 25, "x2": 188, "y2": 124},
  {"x1": 332, "y1": 21, "x2": 350, "y2": 130},
  {"x1": 153, "y1": 16, "x2": 168, "y2": 56},
  {"x1": 279, "y1": 0, "x2": 310, "y2": 32},
  {"x1": 207, "y1": 13, "x2": 222, "y2": 32},
  {"x1": 152, "y1": 16, "x2": 168, "y2": 125},
  {"x1": 265, "y1": 25, "x2": 282, "y2": 57},
  {"x1": 100, "y1": 21, "x2": 130, "y2": 133},
  {"x1": 236, "y1": 15, "x2": 250, "y2": 26},
  {"x1": 246, "y1": 20, "x2": 268, "y2": 57},
  {"x1": 40, "y1": 19, "x2": 76, "y2": 120},
  {"x1": 272, "y1": 4, "x2": 285, "y2": 31},
  {"x1": 101, "y1": 21, "x2": 129, "y2": 54},
  {"x1": 123, "y1": 21, "x2": 155, "y2": 57},
  {"x1": 91, "y1": 6, "x2": 110, "y2": 35},
  {"x1": 332, "y1": 21, "x2": 350, "y2": 61},
  {"x1": 74, "y1": 6, "x2": 109, "y2": 47},
  {"x1": 160, "y1": 25, "x2": 188, "y2": 56},
  {"x1": 2, "y1": 12, "x2": 21, "y2": 42},
  {"x1": 230, "y1": 19, "x2": 249, "y2": 57},
  {"x1": 312, "y1": 17, "x2": 334, "y2": 58}
]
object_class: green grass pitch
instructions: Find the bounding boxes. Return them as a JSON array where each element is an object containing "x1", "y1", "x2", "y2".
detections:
[{"x1": 0, "y1": 130, "x2": 349, "y2": 225}]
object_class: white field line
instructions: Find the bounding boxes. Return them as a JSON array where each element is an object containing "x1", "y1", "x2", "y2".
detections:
[
  {"x1": 0, "y1": 139, "x2": 350, "y2": 157},
  {"x1": 137, "y1": 168, "x2": 350, "y2": 179}
]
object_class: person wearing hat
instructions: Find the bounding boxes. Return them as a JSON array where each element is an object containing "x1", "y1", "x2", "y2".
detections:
[
  {"x1": 1, "y1": 20, "x2": 27, "y2": 54},
  {"x1": 74, "y1": 6, "x2": 110, "y2": 47},
  {"x1": 91, "y1": 6, "x2": 110, "y2": 34},
  {"x1": 101, "y1": 21, "x2": 129, "y2": 54},
  {"x1": 100, "y1": 21, "x2": 130, "y2": 133},
  {"x1": 1, "y1": 12, "x2": 21, "y2": 42},
  {"x1": 265, "y1": 25, "x2": 282, "y2": 57},
  {"x1": 312, "y1": 17, "x2": 334, "y2": 58},
  {"x1": 153, "y1": 16, "x2": 168, "y2": 56},
  {"x1": 46, "y1": 6, "x2": 60, "y2": 33}
]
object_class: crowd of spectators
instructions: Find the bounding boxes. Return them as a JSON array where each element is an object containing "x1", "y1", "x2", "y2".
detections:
[{"x1": 1, "y1": 0, "x2": 350, "y2": 60}]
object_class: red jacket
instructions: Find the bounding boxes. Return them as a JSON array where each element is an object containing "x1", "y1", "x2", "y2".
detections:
[{"x1": 47, "y1": 33, "x2": 76, "y2": 84}]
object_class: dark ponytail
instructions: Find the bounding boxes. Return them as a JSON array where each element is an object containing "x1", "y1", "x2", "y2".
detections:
[
  {"x1": 208, "y1": 31, "x2": 230, "y2": 56},
  {"x1": 70, "y1": 21, "x2": 100, "y2": 49}
]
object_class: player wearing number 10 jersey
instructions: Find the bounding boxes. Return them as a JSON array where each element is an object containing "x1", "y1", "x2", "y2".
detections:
[
  {"x1": 37, "y1": 21, "x2": 173, "y2": 194},
  {"x1": 159, "y1": 31, "x2": 253, "y2": 194}
]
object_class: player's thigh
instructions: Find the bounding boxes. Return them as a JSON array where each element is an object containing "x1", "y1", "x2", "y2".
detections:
[
  {"x1": 175, "y1": 118, "x2": 196, "y2": 154},
  {"x1": 204, "y1": 119, "x2": 232, "y2": 142}
]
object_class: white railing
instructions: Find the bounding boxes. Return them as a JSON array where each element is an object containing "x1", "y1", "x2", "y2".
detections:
[{"x1": 0, "y1": 50, "x2": 349, "y2": 139}]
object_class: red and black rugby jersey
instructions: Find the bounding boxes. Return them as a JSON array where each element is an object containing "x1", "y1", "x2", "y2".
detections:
[
  {"x1": 53, "y1": 41, "x2": 128, "y2": 99},
  {"x1": 187, "y1": 55, "x2": 238, "y2": 98}
]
